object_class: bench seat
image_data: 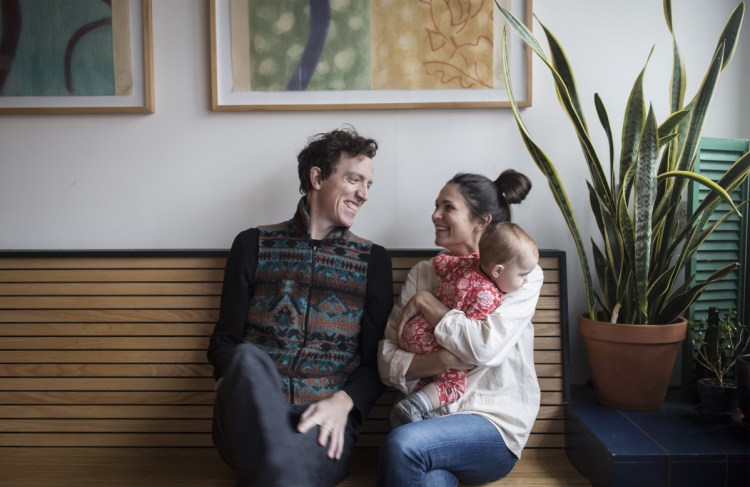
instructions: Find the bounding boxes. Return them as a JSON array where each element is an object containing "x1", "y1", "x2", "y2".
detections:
[{"x1": 0, "y1": 249, "x2": 587, "y2": 486}]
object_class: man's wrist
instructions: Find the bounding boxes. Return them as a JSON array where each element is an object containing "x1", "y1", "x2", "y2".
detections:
[{"x1": 333, "y1": 390, "x2": 354, "y2": 410}]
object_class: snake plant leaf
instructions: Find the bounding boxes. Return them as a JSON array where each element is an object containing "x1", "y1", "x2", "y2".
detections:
[
  {"x1": 676, "y1": 43, "x2": 725, "y2": 174},
  {"x1": 713, "y1": 3, "x2": 745, "y2": 72},
  {"x1": 657, "y1": 44, "x2": 726, "y2": 285},
  {"x1": 669, "y1": 35, "x2": 686, "y2": 112},
  {"x1": 664, "y1": 0, "x2": 674, "y2": 33},
  {"x1": 634, "y1": 106, "x2": 659, "y2": 320},
  {"x1": 659, "y1": 170, "x2": 742, "y2": 217},
  {"x1": 500, "y1": 26, "x2": 597, "y2": 317},
  {"x1": 659, "y1": 133, "x2": 679, "y2": 148},
  {"x1": 592, "y1": 240, "x2": 616, "y2": 317},
  {"x1": 497, "y1": 3, "x2": 611, "y2": 212},
  {"x1": 619, "y1": 50, "x2": 652, "y2": 195},
  {"x1": 594, "y1": 186, "x2": 622, "y2": 275},
  {"x1": 664, "y1": 0, "x2": 686, "y2": 112},
  {"x1": 594, "y1": 94, "x2": 615, "y2": 185},
  {"x1": 693, "y1": 151, "x2": 750, "y2": 217},
  {"x1": 657, "y1": 262, "x2": 740, "y2": 324},
  {"x1": 538, "y1": 20, "x2": 588, "y2": 133},
  {"x1": 658, "y1": 110, "x2": 689, "y2": 141},
  {"x1": 495, "y1": 2, "x2": 546, "y2": 59},
  {"x1": 684, "y1": 207, "x2": 741, "y2": 260}
]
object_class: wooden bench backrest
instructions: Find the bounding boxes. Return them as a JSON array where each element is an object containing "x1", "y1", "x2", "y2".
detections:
[{"x1": 0, "y1": 250, "x2": 568, "y2": 451}]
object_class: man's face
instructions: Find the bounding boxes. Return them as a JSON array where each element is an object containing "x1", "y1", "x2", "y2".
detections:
[{"x1": 310, "y1": 154, "x2": 373, "y2": 233}]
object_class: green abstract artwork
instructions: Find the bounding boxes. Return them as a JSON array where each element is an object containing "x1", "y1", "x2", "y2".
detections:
[{"x1": 0, "y1": 0, "x2": 115, "y2": 96}]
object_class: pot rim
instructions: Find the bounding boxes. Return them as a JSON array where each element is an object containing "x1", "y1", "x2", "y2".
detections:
[{"x1": 578, "y1": 314, "x2": 688, "y2": 344}]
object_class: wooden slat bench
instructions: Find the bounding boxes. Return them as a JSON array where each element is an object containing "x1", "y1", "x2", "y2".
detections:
[{"x1": 0, "y1": 249, "x2": 588, "y2": 486}]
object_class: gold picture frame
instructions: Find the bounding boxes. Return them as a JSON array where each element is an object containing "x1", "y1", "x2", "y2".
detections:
[{"x1": 210, "y1": 0, "x2": 532, "y2": 111}]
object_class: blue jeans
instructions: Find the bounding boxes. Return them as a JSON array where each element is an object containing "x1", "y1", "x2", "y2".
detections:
[{"x1": 378, "y1": 413, "x2": 517, "y2": 487}]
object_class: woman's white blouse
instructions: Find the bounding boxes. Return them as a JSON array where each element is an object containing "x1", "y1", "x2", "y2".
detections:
[{"x1": 377, "y1": 259, "x2": 543, "y2": 457}]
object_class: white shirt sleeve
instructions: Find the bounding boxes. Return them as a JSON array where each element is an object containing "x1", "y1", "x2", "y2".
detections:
[
  {"x1": 377, "y1": 260, "x2": 438, "y2": 394},
  {"x1": 433, "y1": 265, "x2": 543, "y2": 367}
]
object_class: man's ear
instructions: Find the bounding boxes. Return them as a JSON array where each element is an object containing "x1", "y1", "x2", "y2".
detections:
[
  {"x1": 492, "y1": 264, "x2": 504, "y2": 278},
  {"x1": 309, "y1": 166, "x2": 323, "y2": 190}
]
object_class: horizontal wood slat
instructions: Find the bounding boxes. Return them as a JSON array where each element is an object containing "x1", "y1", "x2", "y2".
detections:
[
  {"x1": 0, "y1": 349, "x2": 564, "y2": 365},
  {"x1": 0, "y1": 282, "x2": 222, "y2": 296},
  {"x1": 0, "y1": 405, "x2": 213, "y2": 419},
  {"x1": 0, "y1": 269, "x2": 225, "y2": 283},
  {"x1": 0, "y1": 249, "x2": 569, "y2": 459}
]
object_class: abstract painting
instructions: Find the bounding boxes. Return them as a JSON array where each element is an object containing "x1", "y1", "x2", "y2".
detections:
[
  {"x1": 0, "y1": 0, "x2": 153, "y2": 113},
  {"x1": 210, "y1": 0, "x2": 532, "y2": 110}
]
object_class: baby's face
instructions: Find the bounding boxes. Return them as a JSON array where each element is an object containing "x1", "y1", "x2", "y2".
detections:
[{"x1": 492, "y1": 246, "x2": 538, "y2": 294}]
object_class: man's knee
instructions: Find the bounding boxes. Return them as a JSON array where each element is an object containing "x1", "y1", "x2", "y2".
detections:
[{"x1": 226, "y1": 343, "x2": 274, "y2": 376}]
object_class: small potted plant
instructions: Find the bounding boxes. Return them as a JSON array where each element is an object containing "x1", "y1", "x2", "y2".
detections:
[{"x1": 689, "y1": 308, "x2": 749, "y2": 416}]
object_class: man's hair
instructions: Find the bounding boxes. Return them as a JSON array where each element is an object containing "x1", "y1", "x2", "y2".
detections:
[
  {"x1": 478, "y1": 222, "x2": 538, "y2": 269},
  {"x1": 297, "y1": 127, "x2": 378, "y2": 194}
]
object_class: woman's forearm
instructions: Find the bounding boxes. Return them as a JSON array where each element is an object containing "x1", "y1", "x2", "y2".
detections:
[
  {"x1": 405, "y1": 349, "x2": 472, "y2": 381},
  {"x1": 401, "y1": 291, "x2": 449, "y2": 328}
]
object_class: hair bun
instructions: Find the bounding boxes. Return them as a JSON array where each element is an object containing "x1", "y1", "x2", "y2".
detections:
[{"x1": 494, "y1": 169, "x2": 532, "y2": 205}]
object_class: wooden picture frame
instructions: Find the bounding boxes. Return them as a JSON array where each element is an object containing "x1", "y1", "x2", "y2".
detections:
[
  {"x1": 210, "y1": 0, "x2": 532, "y2": 111},
  {"x1": 0, "y1": 0, "x2": 154, "y2": 114}
]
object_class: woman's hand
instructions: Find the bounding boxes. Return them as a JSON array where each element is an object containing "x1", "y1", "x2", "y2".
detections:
[
  {"x1": 397, "y1": 291, "x2": 450, "y2": 338},
  {"x1": 297, "y1": 390, "x2": 353, "y2": 460}
]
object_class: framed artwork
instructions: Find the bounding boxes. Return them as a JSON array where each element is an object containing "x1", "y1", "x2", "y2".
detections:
[
  {"x1": 0, "y1": 0, "x2": 154, "y2": 114},
  {"x1": 210, "y1": 0, "x2": 532, "y2": 111}
]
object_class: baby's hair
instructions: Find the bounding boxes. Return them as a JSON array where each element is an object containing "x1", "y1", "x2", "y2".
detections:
[{"x1": 479, "y1": 222, "x2": 538, "y2": 269}]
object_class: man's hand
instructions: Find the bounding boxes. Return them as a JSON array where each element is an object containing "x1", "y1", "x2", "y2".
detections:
[{"x1": 297, "y1": 390, "x2": 353, "y2": 460}]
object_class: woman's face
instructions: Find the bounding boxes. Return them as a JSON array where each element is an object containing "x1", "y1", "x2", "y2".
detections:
[{"x1": 432, "y1": 183, "x2": 488, "y2": 255}]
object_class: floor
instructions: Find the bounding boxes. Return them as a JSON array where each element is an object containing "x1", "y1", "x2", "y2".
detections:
[
  {"x1": 565, "y1": 386, "x2": 750, "y2": 487},
  {"x1": 0, "y1": 446, "x2": 589, "y2": 486}
]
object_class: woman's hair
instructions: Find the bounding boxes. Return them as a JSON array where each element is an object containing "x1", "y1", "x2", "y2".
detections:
[
  {"x1": 447, "y1": 169, "x2": 532, "y2": 225},
  {"x1": 297, "y1": 127, "x2": 378, "y2": 194}
]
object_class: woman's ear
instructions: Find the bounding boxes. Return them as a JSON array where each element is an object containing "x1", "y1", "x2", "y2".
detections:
[
  {"x1": 309, "y1": 166, "x2": 323, "y2": 190},
  {"x1": 478, "y1": 214, "x2": 492, "y2": 232}
]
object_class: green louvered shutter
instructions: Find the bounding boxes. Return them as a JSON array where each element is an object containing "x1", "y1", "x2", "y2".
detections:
[
  {"x1": 681, "y1": 137, "x2": 749, "y2": 397},
  {"x1": 686, "y1": 137, "x2": 749, "y2": 325}
]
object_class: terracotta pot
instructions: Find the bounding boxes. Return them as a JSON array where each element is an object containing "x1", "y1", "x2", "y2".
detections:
[{"x1": 579, "y1": 314, "x2": 688, "y2": 411}]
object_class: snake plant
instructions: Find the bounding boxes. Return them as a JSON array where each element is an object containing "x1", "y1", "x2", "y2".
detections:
[{"x1": 497, "y1": 0, "x2": 750, "y2": 325}]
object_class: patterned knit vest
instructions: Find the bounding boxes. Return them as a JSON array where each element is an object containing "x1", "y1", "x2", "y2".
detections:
[{"x1": 244, "y1": 204, "x2": 372, "y2": 404}]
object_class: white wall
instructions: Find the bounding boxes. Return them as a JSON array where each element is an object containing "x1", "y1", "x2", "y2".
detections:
[{"x1": 1, "y1": 0, "x2": 748, "y2": 385}]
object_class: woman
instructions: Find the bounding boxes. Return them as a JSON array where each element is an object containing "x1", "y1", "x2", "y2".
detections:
[{"x1": 377, "y1": 170, "x2": 543, "y2": 486}]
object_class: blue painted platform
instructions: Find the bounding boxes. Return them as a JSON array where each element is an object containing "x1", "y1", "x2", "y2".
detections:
[{"x1": 565, "y1": 386, "x2": 750, "y2": 487}]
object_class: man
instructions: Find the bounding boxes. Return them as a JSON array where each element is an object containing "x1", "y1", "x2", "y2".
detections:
[{"x1": 208, "y1": 128, "x2": 393, "y2": 487}]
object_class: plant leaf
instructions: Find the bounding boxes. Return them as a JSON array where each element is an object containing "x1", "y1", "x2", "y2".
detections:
[
  {"x1": 658, "y1": 262, "x2": 739, "y2": 323},
  {"x1": 659, "y1": 170, "x2": 743, "y2": 217},
  {"x1": 619, "y1": 50, "x2": 652, "y2": 190},
  {"x1": 713, "y1": 3, "x2": 745, "y2": 72},
  {"x1": 595, "y1": 94, "x2": 615, "y2": 186},
  {"x1": 693, "y1": 151, "x2": 750, "y2": 217},
  {"x1": 634, "y1": 105, "x2": 659, "y2": 320}
]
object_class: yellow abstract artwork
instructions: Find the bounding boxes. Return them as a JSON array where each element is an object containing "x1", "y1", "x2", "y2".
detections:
[{"x1": 372, "y1": 0, "x2": 498, "y2": 90}]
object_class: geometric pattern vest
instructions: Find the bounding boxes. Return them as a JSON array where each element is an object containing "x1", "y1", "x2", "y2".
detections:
[{"x1": 244, "y1": 199, "x2": 372, "y2": 404}]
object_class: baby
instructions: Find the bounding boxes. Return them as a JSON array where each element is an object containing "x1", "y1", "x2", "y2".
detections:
[{"x1": 392, "y1": 222, "x2": 539, "y2": 426}]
